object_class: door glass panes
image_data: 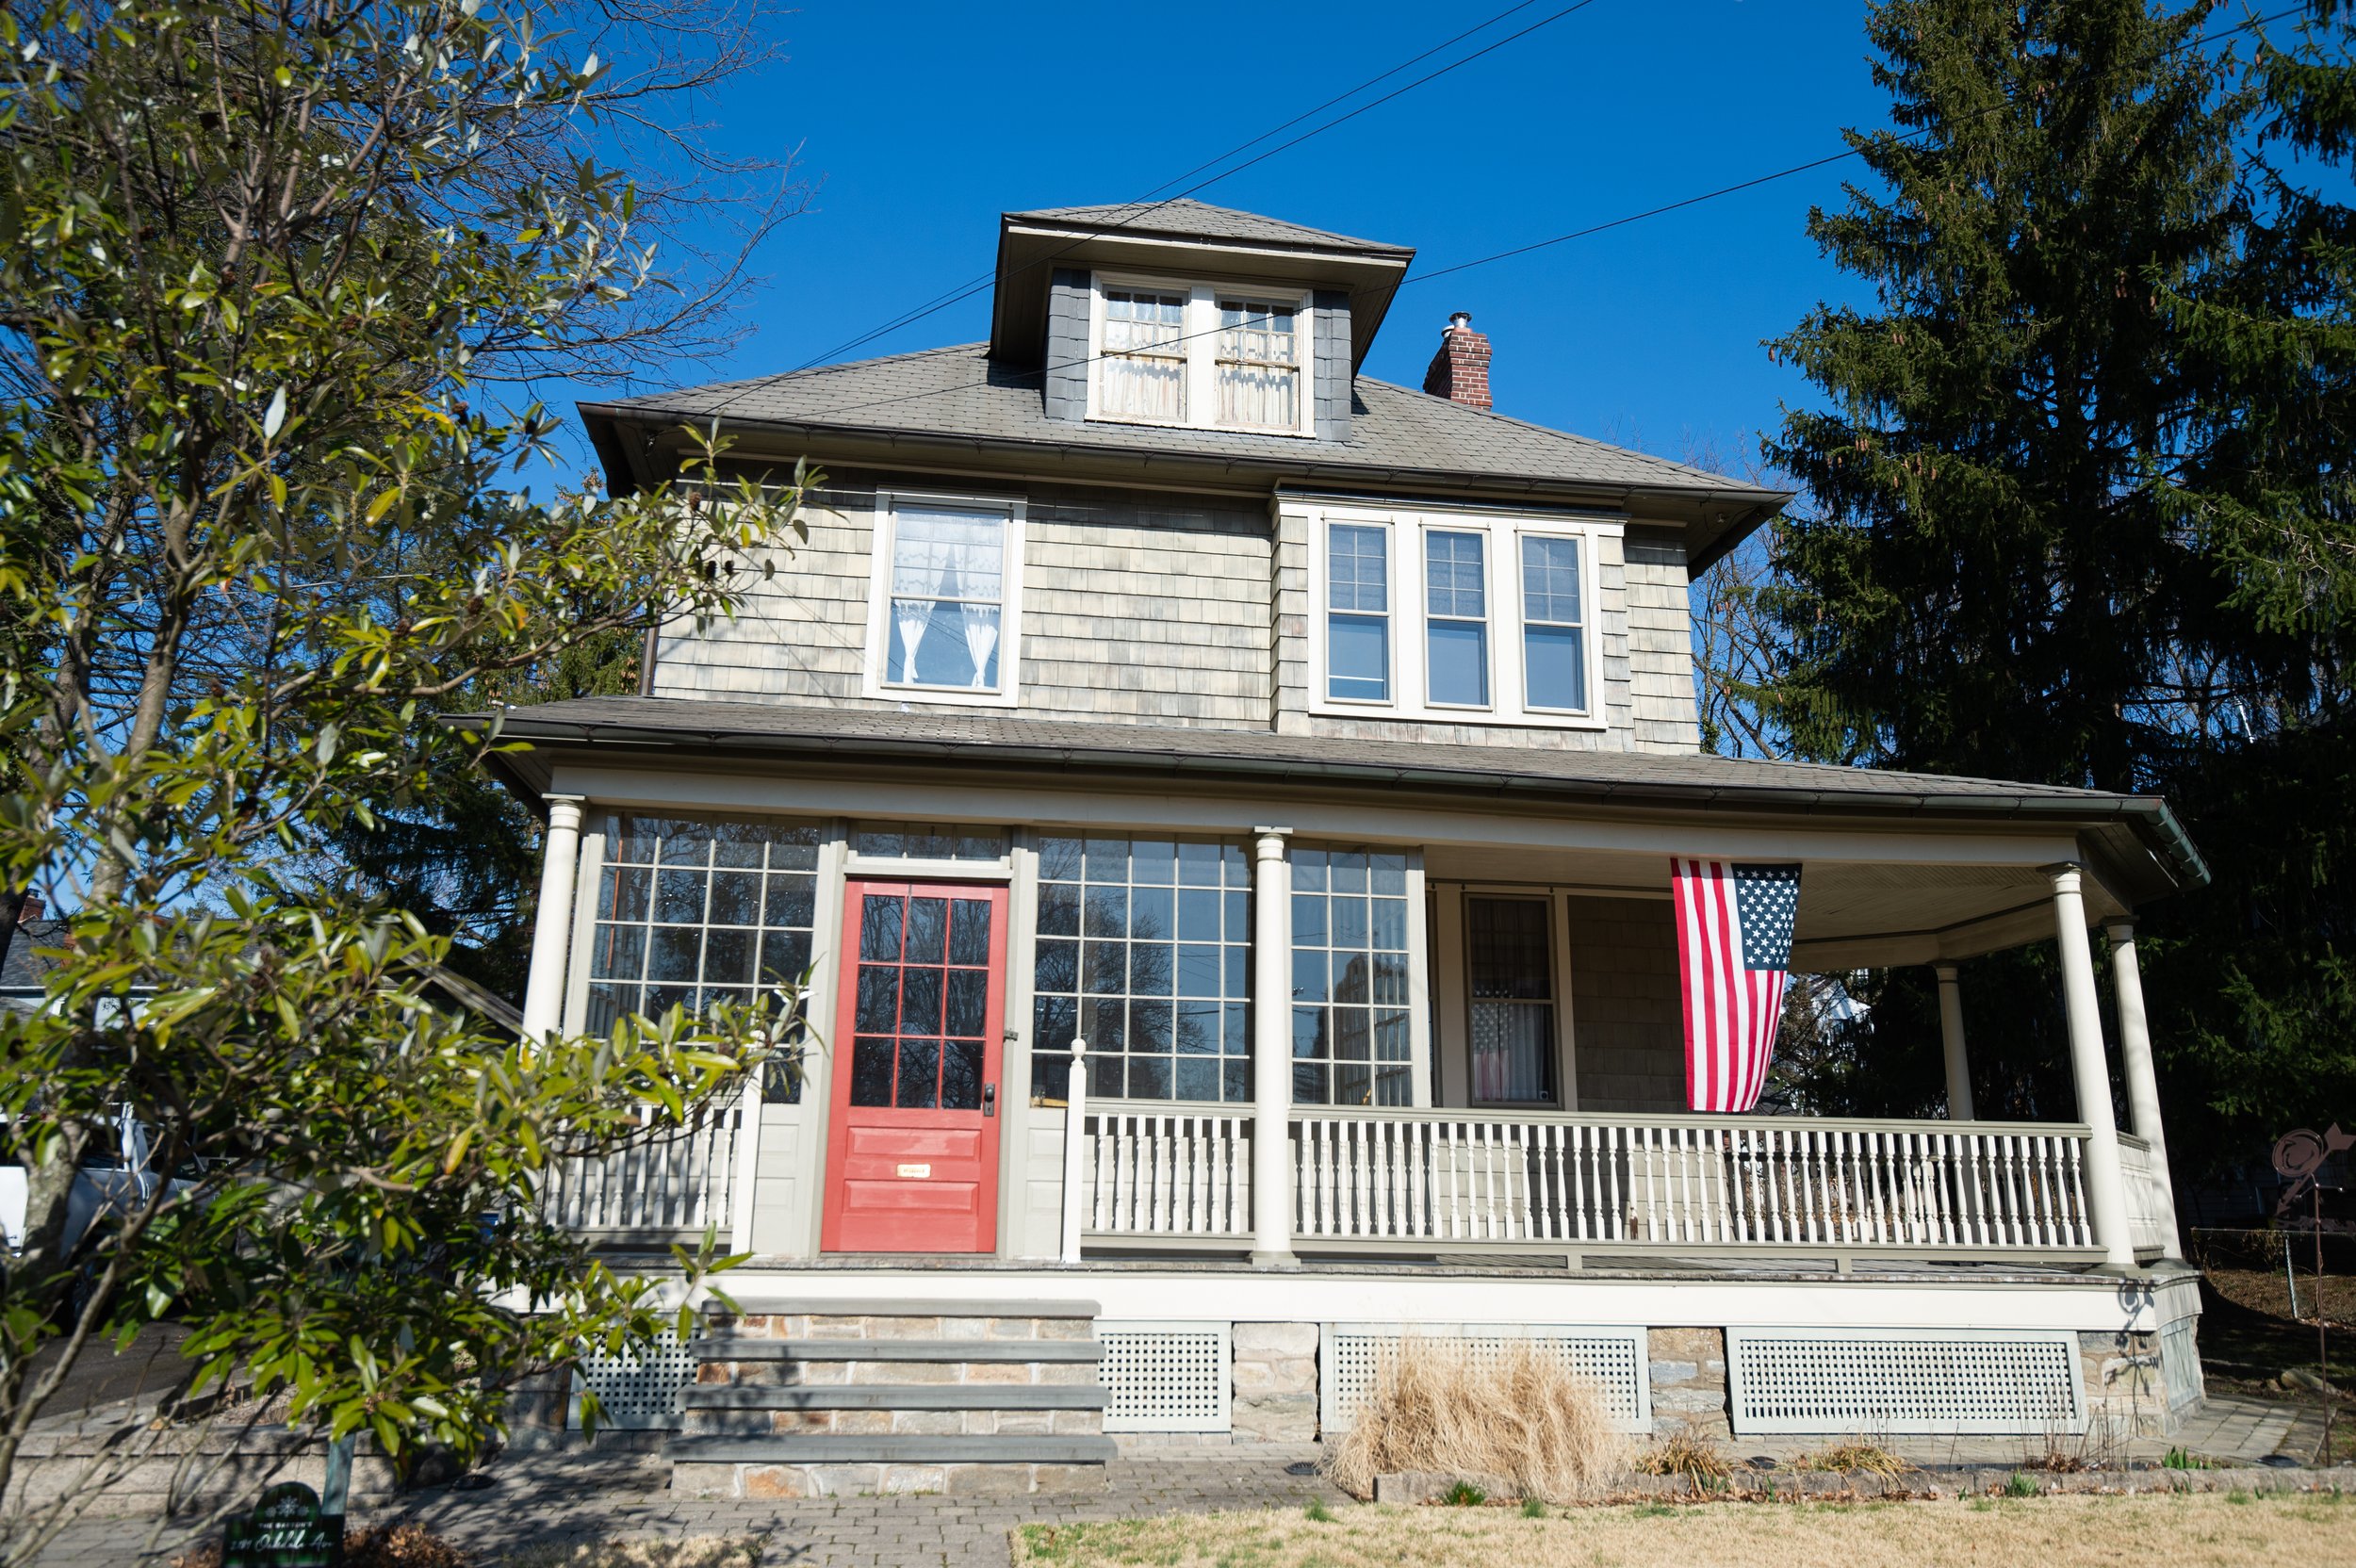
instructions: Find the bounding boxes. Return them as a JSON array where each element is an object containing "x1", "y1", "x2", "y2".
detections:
[
  {"x1": 1215, "y1": 299, "x2": 1301, "y2": 430},
  {"x1": 851, "y1": 890, "x2": 994, "y2": 1111},
  {"x1": 849, "y1": 822, "x2": 1008, "y2": 861},
  {"x1": 1520, "y1": 534, "x2": 1588, "y2": 712},
  {"x1": 1467, "y1": 896, "x2": 1555, "y2": 1103},
  {"x1": 1100, "y1": 289, "x2": 1187, "y2": 421},
  {"x1": 1327, "y1": 524, "x2": 1390, "y2": 701},
  {"x1": 586, "y1": 816, "x2": 819, "y2": 1048},
  {"x1": 885, "y1": 504, "x2": 1008, "y2": 692},
  {"x1": 1425, "y1": 530, "x2": 1489, "y2": 707},
  {"x1": 1290, "y1": 847, "x2": 1411, "y2": 1106},
  {"x1": 1032, "y1": 837, "x2": 1252, "y2": 1103}
]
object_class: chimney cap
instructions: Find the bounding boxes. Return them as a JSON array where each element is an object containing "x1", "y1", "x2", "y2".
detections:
[{"x1": 1448, "y1": 311, "x2": 1473, "y2": 331}]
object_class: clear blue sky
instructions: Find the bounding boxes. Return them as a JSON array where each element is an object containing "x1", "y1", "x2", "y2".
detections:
[{"x1": 533, "y1": 1, "x2": 1905, "y2": 487}]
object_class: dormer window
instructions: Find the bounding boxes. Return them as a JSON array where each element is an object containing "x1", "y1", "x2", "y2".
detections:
[{"x1": 1088, "y1": 274, "x2": 1314, "y2": 436}]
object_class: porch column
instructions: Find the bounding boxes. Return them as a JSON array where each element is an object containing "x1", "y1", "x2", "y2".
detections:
[
  {"x1": 2048, "y1": 864, "x2": 2135, "y2": 1269},
  {"x1": 520, "y1": 795, "x2": 586, "y2": 1038},
  {"x1": 1251, "y1": 827, "x2": 1296, "y2": 1267},
  {"x1": 2103, "y1": 921, "x2": 2184, "y2": 1260},
  {"x1": 1934, "y1": 964, "x2": 1975, "y2": 1121}
]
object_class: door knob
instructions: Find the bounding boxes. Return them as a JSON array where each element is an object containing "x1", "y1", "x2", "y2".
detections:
[{"x1": 983, "y1": 1083, "x2": 997, "y2": 1118}]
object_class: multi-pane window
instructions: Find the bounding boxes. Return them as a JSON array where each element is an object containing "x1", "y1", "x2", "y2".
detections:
[
  {"x1": 849, "y1": 822, "x2": 1007, "y2": 861},
  {"x1": 882, "y1": 502, "x2": 1011, "y2": 693},
  {"x1": 585, "y1": 815, "x2": 818, "y2": 1032},
  {"x1": 1520, "y1": 535, "x2": 1588, "y2": 713},
  {"x1": 1326, "y1": 524, "x2": 1390, "y2": 702},
  {"x1": 1310, "y1": 509, "x2": 1601, "y2": 727},
  {"x1": 1032, "y1": 837, "x2": 1253, "y2": 1104},
  {"x1": 1099, "y1": 289, "x2": 1187, "y2": 422},
  {"x1": 850, "y1": 888, "x2": 995, "y2": 1110},
  {"x1": 1424, "y1": 530, "x2": 1489, "y2": 707},
  {"x1": 1289, "y1": 847, "x2": 1412, "y2": 1106},
  {"x1": 1215, "y1": 299, "x2": 1300, "y2": 430},
  {"x1": 1467, "y1": 896, "x2": 1555, "y2": 1104}
]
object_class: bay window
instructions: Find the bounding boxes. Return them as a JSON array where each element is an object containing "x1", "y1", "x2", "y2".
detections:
[
  {"x1": 1088, "y1": 274, "x2": 1314, "y2": 436},
  {"x1": 863, "y1": 492, "x2": 1024, "y2": 707},
  {"x1": 1306, "y1": 504, "x2": 1611, "y2": 728}
]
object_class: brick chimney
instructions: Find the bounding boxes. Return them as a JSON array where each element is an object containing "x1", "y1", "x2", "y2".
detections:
[{"x1": 1422, "y1": 311, "x2": 1492, "y2": 411}]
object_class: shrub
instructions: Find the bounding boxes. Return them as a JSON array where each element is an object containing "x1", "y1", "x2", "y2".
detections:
[{"x1": 1321, "y1": 1339, "x2": 1628, "y2": 1505}]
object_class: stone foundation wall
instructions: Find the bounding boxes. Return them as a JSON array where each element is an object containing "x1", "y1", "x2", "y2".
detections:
[
  {"x1": 2080, "y1": 1328, "x2": 2173, "y2": 1437},
  {"x1": 1645, "y1": 1328, "x2": 1730, "y2": 1438},
  {"x1": 1231, "y1": 1322, "x2": 1318, "y2": 1442}
]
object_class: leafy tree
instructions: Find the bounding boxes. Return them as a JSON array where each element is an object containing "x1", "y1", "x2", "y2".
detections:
[
  {"x1": 1754, "y1": 0, "x2": 2356, "y2": 1157},
  {"x1": 0, "y1": 0, "x2": 810, "y2": 1555}
]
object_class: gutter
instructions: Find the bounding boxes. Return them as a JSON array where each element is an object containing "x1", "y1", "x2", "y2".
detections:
[{"x1": 453, "y1": 710, "x2": 2210, "y2": 894}]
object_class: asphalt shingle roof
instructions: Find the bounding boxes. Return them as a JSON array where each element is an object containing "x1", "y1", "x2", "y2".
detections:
[
  {"x1": 1006, "y1": 199, "x2": 1412, "y2": 257},
  {"x1": 590, "y1": 344, "x2": 1759, "y2": 500}
]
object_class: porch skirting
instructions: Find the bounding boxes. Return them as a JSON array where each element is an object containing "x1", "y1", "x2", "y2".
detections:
[{"x1": 558, "y1": 1260, "x2": 2204, "y2": 1459}]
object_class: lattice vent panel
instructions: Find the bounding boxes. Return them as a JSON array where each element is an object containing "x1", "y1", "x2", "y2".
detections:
[
  {"x1": 2159, "y1": 1317, "x2": 2204, "y2": 1412},
  {"x1": 1320, "y1": 1326, "x2": 1648, "y2": 1433},
  {"x1": 1726, "y1": 1329, "x2": 2085, "y2": 1436},
  {"x1": 570, "y1": 1331, "x2": 696, "y2": 1430},
  {"x1": 1098, "y1": 1322, "x2": 1231, "y2": 1433}
]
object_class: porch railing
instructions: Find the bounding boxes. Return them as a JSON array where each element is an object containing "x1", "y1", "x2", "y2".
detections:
[
  {"x1": 1072, "y1": 1104, "x2": 2105, "y2": 1259},
  {"x1": 541, "y1": 1094, "x2": 748, "y2": 1236}
]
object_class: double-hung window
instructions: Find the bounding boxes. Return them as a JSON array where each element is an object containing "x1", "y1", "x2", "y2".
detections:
[
  {"x1": 1325, "y1": 524, "x2": 1391, "y2": 702},
  {"x1": 1424, "y1": 530, "x2": 1489, "y2": 708},
  {"x1": 1088, "y1": 275, "x2": 1314, "y2": 437},
  {"x1": 1306, "y1": 505, "x2": 1612, "y2": 728},
  {"x1": 863, "y1": 492, "x2": 1024, "y2": 707}
]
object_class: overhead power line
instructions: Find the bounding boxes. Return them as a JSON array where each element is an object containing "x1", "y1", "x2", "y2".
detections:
[
  {"x1": 779, "y1": 0, "x2": 1600, "y2": 376},
  {"x1": 686, "y1": 3, "x2": 2304, "y2": 432}
]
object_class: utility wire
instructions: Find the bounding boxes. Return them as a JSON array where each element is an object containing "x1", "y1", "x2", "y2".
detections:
[
  {"x1": 777, "y1": 0, "x2": 1598, "y2": 377},
  {"x1": 1402, "y1": 2, "x2": 2312, "y2": 289},
  {"x1": 710, "y1": 1, "x2": 2306, "y2": 431}
]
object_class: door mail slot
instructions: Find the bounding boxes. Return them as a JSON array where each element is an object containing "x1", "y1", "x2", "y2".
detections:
[{"x1": 895, "y1": 1163, "x2": 932, "y2": 1179}]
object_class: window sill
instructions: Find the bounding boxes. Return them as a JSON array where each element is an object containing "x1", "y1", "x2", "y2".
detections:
[
  {"x1": 1082, "y1": 410, "x2": 1318, "y2": 441},
  {"x1": 857, "y1": 678, "x2": 1022, "y2": 710},
  {"x1": 1303, "y1": 698, "x2": 1611, "y2": 732}
]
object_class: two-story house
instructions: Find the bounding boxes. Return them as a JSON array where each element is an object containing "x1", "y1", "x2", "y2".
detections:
[{"x1": 480, "y1": 201, "x2": 2205, "y2": 1497}]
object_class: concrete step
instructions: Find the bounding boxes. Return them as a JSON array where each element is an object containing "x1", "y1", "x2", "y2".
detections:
[
  {"x1": 669, "y1": 1434, "x2": 1118, "y2": 1465},
  {"x1": 689, "y1": 1337, "x2": 1102, "y2": 1364},
  {"x1": 683, "y1": 1384, "x2": 1106, "y2": 1412}
]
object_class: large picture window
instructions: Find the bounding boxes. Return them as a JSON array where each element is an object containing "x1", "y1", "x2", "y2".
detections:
[
  {"x1": 1289, "y1": 847, "x2": 1412, "y2": 1106},
  {"x1": 1306, "y1": 506, "x2": 1609, "y2": 728},
  {"x1": 864, "y1": 493, "x2": 1024, "y2": 707},
  {"x1": 1032, "y1": 837, "x2": 1253, "y2": 1104},
  {"x1": 584, "y1": 815, "x2": 819, "y2": 1033}
]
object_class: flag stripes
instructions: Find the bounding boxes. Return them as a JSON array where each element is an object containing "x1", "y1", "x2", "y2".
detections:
[{"x1": 1670, "y1": 858, "x2": 1801, "y2": 1114}]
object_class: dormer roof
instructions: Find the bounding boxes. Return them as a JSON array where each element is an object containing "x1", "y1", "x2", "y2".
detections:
[{"x1": 988, "y1": 199, "x2": 1413, "y2": 374}]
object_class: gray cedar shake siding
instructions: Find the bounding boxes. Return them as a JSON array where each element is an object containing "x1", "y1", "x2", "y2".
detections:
[{"x1": 651, "y1": 470, "x2": 1695, "y2": 750}]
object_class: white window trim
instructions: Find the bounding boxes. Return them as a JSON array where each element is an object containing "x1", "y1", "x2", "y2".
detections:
[
  {"x1": 860, "y1": 488, "x2": 1027, "y2": 710},
  {"x1": 1301, "y1": 502, "x2": 1619, "y2": 729},
  {"x1": 1087, "y1": 270, "x2": 1317, "y2": 438}
]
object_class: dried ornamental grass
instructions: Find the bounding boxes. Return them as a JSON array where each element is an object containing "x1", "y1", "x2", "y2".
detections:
[
  {"x1": 1795, "y1": 1442, "x2": 1912, "y2": 1477},
  {"x1": 1633, "y1": 1431, "x2": 1733, "y2": 1480},
  {"x1": 1321, "y1": 1338, "x2": 1628, "y2": 1504}
]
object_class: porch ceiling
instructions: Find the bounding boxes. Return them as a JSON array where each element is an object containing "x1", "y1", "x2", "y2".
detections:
[{"x1": 1427, "y1": 845, "x2": 2106, "y2": 970}]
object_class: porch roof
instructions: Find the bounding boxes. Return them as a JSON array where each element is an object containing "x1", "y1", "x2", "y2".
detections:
[{"x1": 456, "y1": 696, "x2": 2206, "y2": 904}]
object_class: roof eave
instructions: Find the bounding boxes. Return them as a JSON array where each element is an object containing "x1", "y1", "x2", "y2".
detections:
[{"x1": 449, "y1": 708, "x2": 2206, "y2": 901}]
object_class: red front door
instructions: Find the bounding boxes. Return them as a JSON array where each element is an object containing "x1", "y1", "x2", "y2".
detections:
[{"x1": 820, "y1": 881, "x2": 1007, "y2": 1253}]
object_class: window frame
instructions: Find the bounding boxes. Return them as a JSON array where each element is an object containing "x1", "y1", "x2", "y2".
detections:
[
  {"x1": 1419, "y1": 522, "x2": 1494, "y2": 712},
  {"x1": 1086, "y1": 271, "x2": 1317, "y2": 438},
  {"x1": 1462, "y1": 892, "x2": 1562, "y2": 1109},
  {"x1": 1303, "y1": 502, "x2": 1617, "y2": 729},
  {"x1": 860, "y1": 488, "x2": 1027, "y2": 709}
]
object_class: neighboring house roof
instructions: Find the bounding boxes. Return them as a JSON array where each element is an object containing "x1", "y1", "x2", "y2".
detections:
[
  {"x1": 1002, "y1": 199, "x2": 1411, "y2": 258},
  {"x1": 0, "y1": 918, "x2": 67, "y2": 991},
  {"x1": 581, "y1": 345, "x2": 1787, "y2": 568},
  {"x1": 457, "y1": 696, "x2": 2207, "y2": 901}
]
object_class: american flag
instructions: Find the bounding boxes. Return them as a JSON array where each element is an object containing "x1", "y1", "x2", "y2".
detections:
[{"x1": 1670, "y1": 859, "x2": 1802, "y2": 1114}]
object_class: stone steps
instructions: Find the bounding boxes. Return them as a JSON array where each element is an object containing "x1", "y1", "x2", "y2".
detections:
[{"x1": 672, "y1": 1298, "x2": 1112, "y2": 1498}]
